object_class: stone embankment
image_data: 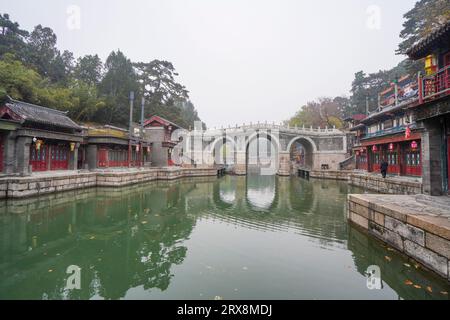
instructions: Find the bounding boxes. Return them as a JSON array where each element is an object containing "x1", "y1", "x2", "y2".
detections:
[
  {"x1": 0, "y1": 167, "x2": 219, "y2": 199},
  {"x1": 307, "y1": 170, "x2": 422, "y2": 195},
  {"x1": 348, "y1": 194, "x2": 450, "y2": 282}
]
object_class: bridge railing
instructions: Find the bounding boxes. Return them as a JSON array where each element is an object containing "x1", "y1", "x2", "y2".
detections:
[{"x1": 194, "y1": 123, "x2": 343, "y2": 134}]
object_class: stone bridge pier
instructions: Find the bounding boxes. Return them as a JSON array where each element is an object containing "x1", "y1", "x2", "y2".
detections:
[{"x1": 179, "y1": 123, "x2": 351, "y2": 176}]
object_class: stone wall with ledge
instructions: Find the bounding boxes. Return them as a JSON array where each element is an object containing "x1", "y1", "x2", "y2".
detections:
[
  {"x1": 348, "y1": 194, "x2": 450, "y2": 282},
  {"x1": 0, "y1": 167, "x2": 220, "y2": 199},
  {"x1": 309, "y1": 170, "x2": 352, "y2": 181},
  {"x1": 349, "y1": 174, "x2": 422, "y2": 195},
  {"x1": 0, "y1": 172, "x2": 97, "y2": 198}
]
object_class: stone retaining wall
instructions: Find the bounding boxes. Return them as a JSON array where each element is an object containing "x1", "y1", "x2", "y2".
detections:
[
  {"x1": 309, "y1": 170, "x2": 351, "y2": 181},
  {"x1": 348, "y1": 194, "x2": 450, "y2": 282},
  {"x1": 0, "y1": 172, "x2": 97, "y2": 199},
  {"x1": 348, "y1": 174, "x2": 422, "y2": 195},
  {"x1": 0, "y1": 167, "x2": 219, "y2": 199}
]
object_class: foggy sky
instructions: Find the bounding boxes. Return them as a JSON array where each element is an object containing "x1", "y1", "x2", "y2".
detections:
[{"x1": 0, "y1": 0, "x2": 417, "y2": 127}]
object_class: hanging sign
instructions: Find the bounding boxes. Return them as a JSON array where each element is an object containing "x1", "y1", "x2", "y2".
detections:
[
  {"x1": 405, "y1": 126, "x2": 411, "y2": 139},
  {"x1": 372, "y1": 145, "x2": 378, "y2": 152}
]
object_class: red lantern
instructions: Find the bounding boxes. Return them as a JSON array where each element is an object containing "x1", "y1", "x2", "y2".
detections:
[
  {"x1": 360, "y1": 148, "x2": 365, "y2": 153},
  {"x1": 356, "y1": 151, "x2": 360, "y2": 156},
  {"x1": 388, "y1": 143, "x2": 394, "y2": 151},
  {"x1": 405, "y1": 126, "x2": 411, "y2": 139},
  {"x1": 372, "y1": 145, "x2": 378, "y2": 152},
  {"x1": 411, "y1": 141, "x2": 418, "y2": 150}
]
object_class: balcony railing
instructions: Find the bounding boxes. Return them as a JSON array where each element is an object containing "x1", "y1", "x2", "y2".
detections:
[
  {"x1": 363, "y1": 124, "x2": 415, "y2": 140},
  {"x1": 419, "y1": 65, "x2": 450, "y2": 103}
]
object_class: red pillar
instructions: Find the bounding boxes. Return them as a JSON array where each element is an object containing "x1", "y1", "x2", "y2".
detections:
[{"x1": 128, "y1": 141, "x2": 131, "y2": 167}]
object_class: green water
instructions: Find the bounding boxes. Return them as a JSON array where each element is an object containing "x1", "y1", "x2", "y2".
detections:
[{"x1": 0, "y1": 175, "x2": 449, "y2": 300}]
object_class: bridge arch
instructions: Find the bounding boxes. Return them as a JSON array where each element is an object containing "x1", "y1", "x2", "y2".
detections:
[
  {"x1": 209, "y1": 135, "x2": 238, "y2": 166},
  {"x1": 287, "y1": 136, "x2": 317, "y2": 170},
  {"x1": 245, "y1": 131, "x2": 280, "y2": 175}
]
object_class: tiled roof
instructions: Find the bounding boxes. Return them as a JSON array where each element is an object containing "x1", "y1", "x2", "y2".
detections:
[
  {"x1": 5, "y1": 98, "x2": 81, "y2": 131},
  {"x1": 144, "y1": 115, "x2": 182, "y2": 129},
  {"x1": 407, "y1": 20, "x2": 450, "y2": 60}
]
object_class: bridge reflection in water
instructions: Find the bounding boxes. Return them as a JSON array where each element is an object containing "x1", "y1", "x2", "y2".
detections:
[{"x1": 0, "y1": 176, "x2": 449, "y2": 300}]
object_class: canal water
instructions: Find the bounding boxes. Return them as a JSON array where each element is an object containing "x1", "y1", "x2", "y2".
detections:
[{"x1": 0, "y1": 175, "x2": 449, "y2": 300}]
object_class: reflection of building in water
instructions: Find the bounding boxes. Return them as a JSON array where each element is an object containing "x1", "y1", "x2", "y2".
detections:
[
  {"x1": 347, "y1": 225, "x2": 449, "y2": 300},
  {"x1": 0, "y1": 183, "x2": 197, "y2": 300}
]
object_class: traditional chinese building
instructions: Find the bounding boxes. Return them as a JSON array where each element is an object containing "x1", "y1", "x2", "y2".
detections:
[
  {"x1": 358, "y1": 104, "x2": 422, "y2": 177},
  {"x1": 0, "y1": 97, "x2": 83, "y2": 175},
  {"x1": 143, "y1": 116, "x2": 183, "y2": 167},
  {"x1": 405, "y1": 20, "x2": 450, "y2": 195},
  {"x1": 345, "y1": 114, "x2": 367, "y2": 170},
  {"x1": 84, "y1": 124, "x2": 151, "y2": 170},
  {"x1": 347, "y1": 71, "x2": 423, "y2": 177}
]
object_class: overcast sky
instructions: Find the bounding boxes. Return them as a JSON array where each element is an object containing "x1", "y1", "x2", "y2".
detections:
[{"x1": 1, "y1": 0, "x2": 417, "y2": 127}]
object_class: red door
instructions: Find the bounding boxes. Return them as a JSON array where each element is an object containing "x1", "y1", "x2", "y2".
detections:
[
  {"x1": 98, "y1": 148, "x2": 108, "y2": 167},
  {"x1": 30, "y1": 145, "x2": 48, "y2": 171},
  {"x1": 50, "y1": 145, "x2": 69, "y2": 170}
]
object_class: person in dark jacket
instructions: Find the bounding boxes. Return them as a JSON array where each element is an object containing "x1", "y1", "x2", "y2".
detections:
[{"x1": 380, "y1": 159, "x2": 388, "y2": 178}]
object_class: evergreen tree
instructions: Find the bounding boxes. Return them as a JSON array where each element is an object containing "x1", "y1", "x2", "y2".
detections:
[{"x1": 397, "y1": 0, "x2": 450, "y2": 55}]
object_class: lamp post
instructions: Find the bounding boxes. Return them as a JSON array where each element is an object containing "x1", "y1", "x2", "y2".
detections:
[
  {"x1": 140, "y1": 96, "x2": 145, "y2": 166},
  {"x1": 128, "y1": 91, "x2": 134, "y2": 167}
]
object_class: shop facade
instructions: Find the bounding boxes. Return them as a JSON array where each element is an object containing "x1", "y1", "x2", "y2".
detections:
[
  {"x1": 0, "y1": 98, "x2": 83, "y2": 175},
  {"x1": 406, "y1": 20, "x2": 450, "y2": 195}
]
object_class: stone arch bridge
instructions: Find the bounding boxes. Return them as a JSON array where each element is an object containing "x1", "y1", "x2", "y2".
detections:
[{"x1": 175, "y1": 122, "x2": 351, "y2": 176}]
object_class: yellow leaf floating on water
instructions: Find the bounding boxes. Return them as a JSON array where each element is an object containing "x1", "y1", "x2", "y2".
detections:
[
  {"x1": 441, "y1": 291, "x2": 448, "y2": 295},
  {"x1": 214, "y1": 296, "x2": 223, "y2": 300},
  {"x1": 404, "y1": 280, "x2": 413, "y2": 286},
  {"x1": 89, "y1": 236, "x2": 95, "y2": 240},
  {"x1": 387, "y1": 247, "x2": 394, "y2": 252},
  {"x1": 48, "y1": 269, "x2": 53, "y2": 273},
  {"x1": 384, "y1": 256, "x2": 392, "y2": 262},
  {"x1": 426, "y1": 286, "x2": 433, "y2": 293},
  {"x1": 141, "y1": 221, "x2": 147, "y2": 224},
  {"x1": 403, "y1": 263, "x2": 411, "y2": 268},
  {"x1": 413, "y1": 285, "x2": 422, "y2": 289},
  {"x1": 414, "y1": 264, "x2": 420, "y2": 269}
]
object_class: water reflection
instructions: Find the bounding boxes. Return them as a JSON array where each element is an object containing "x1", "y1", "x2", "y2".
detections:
[
  {"x1": 246, "y1": 175, "x2": 276, "y2": 211},
  {"x1": 0, "y1": 176, "x2": 448, "y2": 300}
]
